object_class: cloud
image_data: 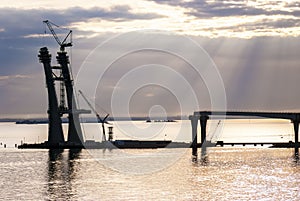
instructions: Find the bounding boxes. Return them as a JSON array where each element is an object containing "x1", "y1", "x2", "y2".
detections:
[
  {"x1": 0, "y1": 5, "x2": 163, "y2": 117},
  {"x1": 0, "y1": 74, "x2": 31, "y2": 81},
  {"x1": 0, "y1": 6, "x2": 163, "y2": 75},
  {"x1": 186, "y1": 2, "x2": 267, "y2": 17},
  {"x1": 201, "y1": 18, "x2": 300, "y2": 33},
  {"x1": 0, "y1": 74, "x2": 32, "y2": 88},
  {"x1": 0, "y1": 6, "x2": 162, "y2": 38},
  {"x1": 1, "y1": 2, "x2": 300, "y2": 117},
  {"x1": 149, "y1": 0, "x2": 300, "y2": 37},
  {"x1": 151, "y1": 0, "x2": 300, "y2": 18},
  {"x1": 198, "y1": 36, "x2": 300, "y2": 111}
]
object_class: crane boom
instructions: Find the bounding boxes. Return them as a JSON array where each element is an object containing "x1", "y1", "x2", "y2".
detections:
[
  {"x1": 78, "y1": 90, "x2": 98, "y2": 115},
  {"x1": 43, "y1": 20, "x2": 72, "y2": 51},
  {"x1": 78, "y1": 90, "x2": 110, "y2": 141}
]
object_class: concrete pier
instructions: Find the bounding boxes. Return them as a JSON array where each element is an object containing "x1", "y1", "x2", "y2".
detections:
[
  {"x1": 190, "y1": 115, "x2": 199, "y2": 158},
  {"x1": 293, "y1": 120, "x2": 299, "y2": 158},
  {"x1": 200, "y1": 115, "x2": 209, "y2": 146}
]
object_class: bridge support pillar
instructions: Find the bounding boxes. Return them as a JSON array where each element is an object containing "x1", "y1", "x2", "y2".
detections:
[
  {"x1": 190, "y1": 115, "x2": 199, "y2": 160},
  {"x1": 293, "y1": 120, "x2": 299, "y2": 158},
  {"x1": 200, "y1": 115, "x2": 209, "y2": 146},
  {"x1": 57, "y1": 51, "x2": 84, "y2": 145},
  {"x1": 38, "y1": 47, "x2": 65, "y2": 145}
]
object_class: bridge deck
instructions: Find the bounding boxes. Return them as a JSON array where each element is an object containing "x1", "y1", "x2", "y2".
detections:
[{"x1": 194, "y1": 111, "x2": 300, "y2": 121}]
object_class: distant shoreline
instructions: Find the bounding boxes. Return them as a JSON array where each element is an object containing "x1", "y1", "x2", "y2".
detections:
[
  {"x1": 0, "y1": 115, "x2": 281, "y2": 123},
  {"x1": 0, "y1": 116, "x2": 189, "y2": 123}
]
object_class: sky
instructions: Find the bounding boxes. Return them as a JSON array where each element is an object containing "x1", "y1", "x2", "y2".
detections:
[{"x1": 1, "y1": 0, "x2": 300, "y2": 118}]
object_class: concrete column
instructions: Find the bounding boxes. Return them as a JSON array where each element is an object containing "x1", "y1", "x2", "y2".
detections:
[
  {"x1": 57, "y1": 51, "x2": 83, "y2": 145},
  {"x1": 293, "y1": 120, "x2": 299, "y2": 158},
  {"x1": 38, "y1": 47, "x2": 65, "y2": 145},
  {"x1": 200, "y1": 115, "x2": 209, "y2": 146},
  {"x1": 190, "y1": 115, "x2": 199, "y2": 158}
]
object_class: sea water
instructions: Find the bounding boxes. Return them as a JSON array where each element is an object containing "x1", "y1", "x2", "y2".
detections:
[
  {"x1": 0, "y1": 119, "x2": 295, "y2": 146},
  {"x1": 0, "y1": 120, "x2": 299, "y2": 200}
]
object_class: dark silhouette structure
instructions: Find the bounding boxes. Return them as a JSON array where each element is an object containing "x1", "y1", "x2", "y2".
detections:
[
  {"x1": 38, "y1": 47, "x2": 90, "y2": 147},
  {"x1": 38, "y1": 47, "x2": 65, "y2": 145},
  {"x1": 56, "y1": 51, "x2": 85, "y2": 144},
  {"x1": 190, "y1": 111, "x2": 300, "y2": 159}
]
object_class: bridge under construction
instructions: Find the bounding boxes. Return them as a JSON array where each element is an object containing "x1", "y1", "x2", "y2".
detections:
[
  {"x1": 190, "y1": 111, "x2": 300, "y2": 159},
  {"x1": 18, "y1": 21, "x2": 300, "y2": 159}
]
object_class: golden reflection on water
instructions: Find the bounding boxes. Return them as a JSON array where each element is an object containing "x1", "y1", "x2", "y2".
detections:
[
  {"x1": 38, "y1": 148, "x2": 300, "y2": 200},
  {"x1": 0, "y1": 148, "x2": 299, "y2": 200},
  {"x1": 47, "y1": 149, "x2": 81, "y2": 200}
]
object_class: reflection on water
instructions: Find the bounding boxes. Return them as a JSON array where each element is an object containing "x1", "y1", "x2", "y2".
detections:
[
  {"x1": 47, "y1": 149, "x2": 81, "y2": 200},
  {"x1": 199, "y1": 155, "x2": 209, "y2": 166},
  {"x1": 0, "y1": 148, "x2": 299, "y2": 200},
  {"x1": 41, "y1": 148, "x2": 300, "y2": 200}
]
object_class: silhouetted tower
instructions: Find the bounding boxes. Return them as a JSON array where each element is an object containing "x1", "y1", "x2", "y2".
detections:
[
  {"x1": 56, "y1": 51, "x2": 84, "y2": 145},
  {"x1": 40, "y1": 20, "x2": 91, "y2": 147},
  {"x1": 38, "y1": 47, "x2": 65, "y2": 144}
]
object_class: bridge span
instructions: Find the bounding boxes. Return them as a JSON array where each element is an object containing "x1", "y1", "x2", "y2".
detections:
[{"x1": 189, "y1": 111, "x2": 300, "y2": 159}]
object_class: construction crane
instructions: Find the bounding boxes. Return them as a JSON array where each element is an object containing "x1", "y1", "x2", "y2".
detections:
[
  {"x1": 43, "y1": 20, "x2": 72, "y2": 52},
  {"x1": 43, "y1": 20, "x2": 73, "y2": 113},
  {"x1": 78, "y1": 90, "x2": 110, "y2": 141}
]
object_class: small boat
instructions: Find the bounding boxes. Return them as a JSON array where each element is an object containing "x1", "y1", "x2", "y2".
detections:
[{"x1": 146, "y1": 119, "x2": 177, "y2": 123}]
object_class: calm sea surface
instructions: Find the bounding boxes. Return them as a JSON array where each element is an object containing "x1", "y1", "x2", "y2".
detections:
[{"x1": 0, "y1": 120, "x2": 299, "y2": 200}]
